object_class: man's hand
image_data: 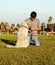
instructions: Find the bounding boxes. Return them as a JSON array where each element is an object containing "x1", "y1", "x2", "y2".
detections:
[
  {"x1": 28, "y1": 29, "x2": 33, "y2": 33},
  {"x1": 28, "y1": 27, "x2": 33, "y2": 33}
]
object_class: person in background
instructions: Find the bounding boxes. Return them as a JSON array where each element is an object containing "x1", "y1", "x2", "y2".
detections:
[{"x1": 24, "y1": 11, "x2": 42, "y2": 46}]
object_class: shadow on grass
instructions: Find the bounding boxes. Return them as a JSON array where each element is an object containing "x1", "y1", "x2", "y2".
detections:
[
  {"x1": 1, "y1": 39, "x2": 35, "y2": 46},
  {"x1": 1, "y1": 39, "x2": 16, "y2": 46},
  {"x1": 30, "y1": 40, "x2": 35, "y2": 45}
]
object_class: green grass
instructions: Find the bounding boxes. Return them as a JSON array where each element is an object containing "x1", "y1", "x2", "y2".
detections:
[{"x1": 0, "y1": 34, "x2": 55, "y2": 65}]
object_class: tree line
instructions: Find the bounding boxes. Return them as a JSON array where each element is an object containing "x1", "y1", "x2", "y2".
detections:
[
  {"x1": 0, "y1": 16, "x2": 55, "y2": 34},
  {"x1": 0, "y1": 22, "x2": 20, "y2": 34}
]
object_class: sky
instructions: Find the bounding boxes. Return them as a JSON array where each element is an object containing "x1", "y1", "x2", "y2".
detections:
[{"x1": 0, "y1": 0, "x2": 55, "y2": 25}]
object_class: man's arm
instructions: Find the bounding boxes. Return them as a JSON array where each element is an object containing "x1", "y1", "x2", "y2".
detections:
[
  {"x1": 28, "y1": 27, "x2": 41, "y2": 33},
  {"x1": 31, "y1": 27, "x2": 41, "y2": 31}
]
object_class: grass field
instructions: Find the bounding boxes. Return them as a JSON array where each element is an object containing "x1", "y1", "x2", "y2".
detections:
[{"x1": 0, "y1": 33, "x2": 55, "y2": 65}]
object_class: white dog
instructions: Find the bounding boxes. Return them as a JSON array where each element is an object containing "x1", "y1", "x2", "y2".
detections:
[{"x1": 6, "y1": 22, "x2": 29, "y2": 48}]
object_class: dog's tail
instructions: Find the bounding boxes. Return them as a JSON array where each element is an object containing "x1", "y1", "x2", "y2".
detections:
[{"x1": 6, "y1": 45, "x2": 15, "y2": 48}]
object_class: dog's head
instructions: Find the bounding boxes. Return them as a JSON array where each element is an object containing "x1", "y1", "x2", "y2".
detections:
[{"x1": 21, "y1": 22, "x2": 28, "y2": 28}]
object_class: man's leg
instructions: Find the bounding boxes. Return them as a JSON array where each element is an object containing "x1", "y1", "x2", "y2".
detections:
[{"x1": 32, "y1": 35, "x2": 42, "y2": 46}]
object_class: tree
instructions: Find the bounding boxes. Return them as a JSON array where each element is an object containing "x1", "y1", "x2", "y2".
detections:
[
  {"x1": 41, "y1": 23, "x2": 45, "y2": 31},
  {"x1": 16, "y1": 24, "x2": 20, "y2": 27},
  {"x1": 16, "y1": 24, "x2": 20, "y2": 31},
  {"x1": 0, "y1": 22, "x2": 5, "y2": 32},
  {"x1": 9, "y1": 23, "x2": 15, "y2": 34},
  {"x1": 48, "y1": 16, "x2": 52, "y2": 24},
  {"x1": 5, "y1": 22, "x2": 10, "y2": 30},
  {"x1": 11, "y1": 24, "x2": 15, "y2": 28}
]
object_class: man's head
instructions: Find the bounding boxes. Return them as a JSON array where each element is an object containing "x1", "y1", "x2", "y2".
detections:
[
  {"x1": 22, "y1": 22, "x2": 28, "y2": 28},
  {"x1": 30, "y1": 11, "x2": 37, "y2": 18}
]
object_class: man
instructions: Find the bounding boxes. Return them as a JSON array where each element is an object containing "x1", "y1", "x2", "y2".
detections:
[{"x1": 24, "y1": 11, "x2": 42, "y2": 46}]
